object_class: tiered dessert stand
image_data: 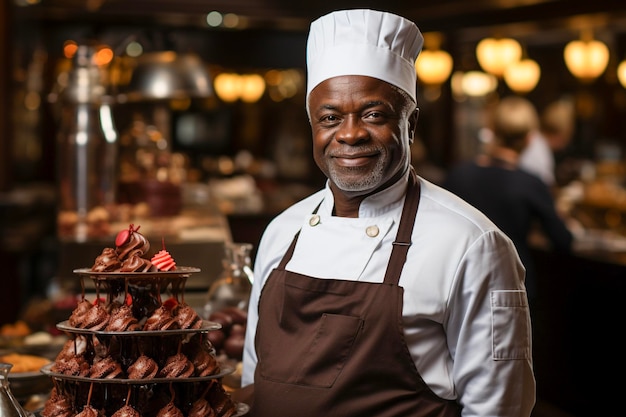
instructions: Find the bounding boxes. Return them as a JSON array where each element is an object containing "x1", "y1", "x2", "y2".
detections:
[{"x1": 41, "y1": 267, "x2": 248, "y2": 417}]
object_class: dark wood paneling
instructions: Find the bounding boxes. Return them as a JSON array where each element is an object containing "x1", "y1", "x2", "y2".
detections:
[{"x1": 0, "y1": 0, "x2": 13, "y2": 191}]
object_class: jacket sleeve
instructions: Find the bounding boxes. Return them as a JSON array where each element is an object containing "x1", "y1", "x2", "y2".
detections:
[{"x1": 446, "y1": 230, "x2": 536, "y2": 417}]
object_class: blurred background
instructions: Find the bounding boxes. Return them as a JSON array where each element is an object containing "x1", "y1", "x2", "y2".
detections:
[{"x1": 2, "y1": 1, "x2": 626, "y2": 415}]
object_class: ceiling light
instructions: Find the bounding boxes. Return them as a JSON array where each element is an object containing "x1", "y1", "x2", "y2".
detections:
[
  {"x1": 504, "y1": 59, "x2": 541, "y2": 93},
  {"x1": 214, "y1": 73, "x2": 266, "y2": 103},
  {"x1": 415, "y1": 32, "x2": 454, "y2": 85},
  {"x1": 214, "y1": 73, "x2": 241, "y2": 102},
  {"x1": 416, "y1": 49, "x2": 453, "y2": 85},
  {"x1": 476, "y1": 37, "x2": 522, "y2": 77},
  {"x1": 239, "y1": 74, "x2": 266, "y2": 103},
  {"x1": 618, "y1": 60, "x2": 626, "y2": 88},
  {"x1": 451, "y1": 71, "x2": 498, "y2": 97},
  {"x1": 564, "y1": 30, "x2": 609, "y2": 81}
]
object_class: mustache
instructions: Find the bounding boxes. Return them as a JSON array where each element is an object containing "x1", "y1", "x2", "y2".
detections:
[{"x1": 326, "y1": 145, "x2": 382, "y2": 158}]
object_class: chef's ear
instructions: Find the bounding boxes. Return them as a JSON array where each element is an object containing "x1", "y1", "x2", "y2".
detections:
[{"x1": 408, "y1": 108, "x2": 419, "y2": 144}]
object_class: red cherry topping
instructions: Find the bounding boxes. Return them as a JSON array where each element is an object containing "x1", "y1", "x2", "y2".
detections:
[
  {"x1": 115, "y1": 230, "x2": 129, "y2": 247},
  {"x1": 162, "y1": 297, "x2": 178, "y2": 311},
  {"x1": 125, "y1": 294, "x2": 133, "y2": 306},
  {"x1": 115, "y1": 224, "x2": 140, "y2": 247}
]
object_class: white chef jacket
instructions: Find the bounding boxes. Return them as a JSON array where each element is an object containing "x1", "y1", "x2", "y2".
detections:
[
  {"x1": 519, "y1": 131, "x2": 556, "y2": 186},
  {"x1": 242, "y1": 172, "x2": 536, "y2": 417}
]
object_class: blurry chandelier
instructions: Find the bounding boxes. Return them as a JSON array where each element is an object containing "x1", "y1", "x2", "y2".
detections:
[
  {"x1": 504, "y1": 58, "x2": 541, "y2": 93},
  {"x1": 415, "y1": 33, "x2": 453, "y2": 85},
  {"x1": 476, "y1": 37, "x2": 522, "y2": 77},
  {"x1": 564, "y1": 30, "x2": 609, "y2": 81}
]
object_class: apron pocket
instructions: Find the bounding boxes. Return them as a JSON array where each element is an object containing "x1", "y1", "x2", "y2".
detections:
[{"x1": 260, "y1": 313, "x2": 363, "y2": 388}]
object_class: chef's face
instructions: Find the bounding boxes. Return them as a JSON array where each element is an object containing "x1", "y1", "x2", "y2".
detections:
[{"x1": 308, "y1": 75, "x2": 417, "y2": 196}]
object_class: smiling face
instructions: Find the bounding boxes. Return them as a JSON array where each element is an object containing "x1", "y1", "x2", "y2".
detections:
[{"x1": 308, "y1": 75, "x2": 418, "y2": 199}]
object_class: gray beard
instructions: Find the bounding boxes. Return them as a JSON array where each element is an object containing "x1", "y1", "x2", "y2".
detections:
[{"x1": 328, "y1": 156, "x2": 387, "y2": 192}]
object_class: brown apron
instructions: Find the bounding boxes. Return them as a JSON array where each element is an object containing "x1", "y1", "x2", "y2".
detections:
[{"x1": 251, "y1": 170, "x2": 461, "y2": 417}]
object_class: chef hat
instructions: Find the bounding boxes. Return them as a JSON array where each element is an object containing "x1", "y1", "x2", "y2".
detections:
[{"x1": 306, "y1": 9, "x2": 424, "y2": 103}]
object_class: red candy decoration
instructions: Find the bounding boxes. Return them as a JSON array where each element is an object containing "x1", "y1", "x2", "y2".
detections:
[
  {"x1": 115, "y1": 224, "x2": 140, "y2": 247},
  {"x1": 151, "y1": 237, "x2": 177, "y2": 271}
]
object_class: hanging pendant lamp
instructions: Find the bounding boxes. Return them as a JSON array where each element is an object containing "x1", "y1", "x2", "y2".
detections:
[
  {"x1": 476, "y1": 37, "x2": 522, "y2": 77},
  {"x1": 564, "y1": 29, "x2": 609, "y2": 81}
]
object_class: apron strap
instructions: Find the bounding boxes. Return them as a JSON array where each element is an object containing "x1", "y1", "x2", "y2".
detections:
[
  {"x1": 383, "y1": 168, "x2": 421, "y2": 285},
  {"x1": 277, "y1": 200, "x2": 323, "y2": 270},
  {"x1": 277, "y1": 231, "x2": 299, "y2": 270}
]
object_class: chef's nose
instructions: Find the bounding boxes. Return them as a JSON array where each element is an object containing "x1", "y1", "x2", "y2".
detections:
[{"x1": 336, "y1": 116, "x2": 368, "y2": 145}]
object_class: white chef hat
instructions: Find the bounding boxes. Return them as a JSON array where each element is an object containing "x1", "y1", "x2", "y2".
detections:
[{"x1": 306, "y1": 9, "x2": 424, "y2": 103}]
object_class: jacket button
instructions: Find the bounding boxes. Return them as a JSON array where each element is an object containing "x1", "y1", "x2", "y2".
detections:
[
  {"x1": 309, "y1": 214, "x2": 321, "y2": 226},
  {"x1": 365, "y1": 225, "x2": 379, "y2": 237}
]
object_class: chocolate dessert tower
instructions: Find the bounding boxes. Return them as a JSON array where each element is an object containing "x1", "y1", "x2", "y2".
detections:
[{"x1": 41, "y1": 224, "x2": 245, "y2": 417}]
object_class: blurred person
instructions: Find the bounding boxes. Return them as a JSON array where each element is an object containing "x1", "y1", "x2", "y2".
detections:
[
  {"x1": 443, "y1": 96, "x2": 574, "y2": 306},
  {"x1": 238, "y1": 10, "x2": 535, "y2": 417},
  {"x1": 519, "y1": 98, "x2": 576, "y2": 187}
]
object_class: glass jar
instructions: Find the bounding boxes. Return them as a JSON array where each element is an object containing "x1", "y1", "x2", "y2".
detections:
[{"x1": 203, "y1": 242, "x2": 254, "y2": 319}]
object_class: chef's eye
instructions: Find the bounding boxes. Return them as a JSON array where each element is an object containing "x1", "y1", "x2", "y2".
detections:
[
  {"x1": 319, "y1": 114, "x2": 341, "y2": 124},
  {"x1": 363, "y1": 111, "x2": 388, "y2": 123}
]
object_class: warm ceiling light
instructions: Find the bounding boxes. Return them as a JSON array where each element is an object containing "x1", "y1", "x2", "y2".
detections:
[
  {"x1": 618, "y1": 60, "x2": 626, "y2": 88},
  {"x1": 416, "y1": 49, "x2": 454, "y2": 85},
  {"x1": 451, "y1": 71, "x2": 498, "y2": 97},
  {"x1": 214, "y1": 72, "x2": 266, "y2": 103},
  {"x1": 564, "y1": 30, "x2": 609, "y2": 81},
  {"x1": 239, "y1": 74, "x2": 266, "y2": 103},
  {"x1": 415, "y1": 32, "x2": 453, "y2": 85},
  {"x1": 476, "y1": 37, "x2": 522, "y2": 77},
  {"x1": 503, "y1": 58, "x2": 541, "y2": 93},
  {"x1": 214, "y1": 73, "x2": 241, "y2": 102}
]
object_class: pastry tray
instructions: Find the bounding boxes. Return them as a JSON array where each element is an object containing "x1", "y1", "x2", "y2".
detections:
[
  {"x1": 34, "y1": 403, "x2": 249, "y2": 417},
  {"x1": 56, "y1": 320, "x2": 221, "y2": 336},
  {"x1": 73, "y1": 267, "x2": 201, "y2": 280},
  {"x1": 40, "y1": 362, "x2": 234, "y2": 384}
]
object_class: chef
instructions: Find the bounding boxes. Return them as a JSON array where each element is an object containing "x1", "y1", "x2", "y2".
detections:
[{"x1": 239, "y1": 9, "x2": 535, "y2": 417}]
